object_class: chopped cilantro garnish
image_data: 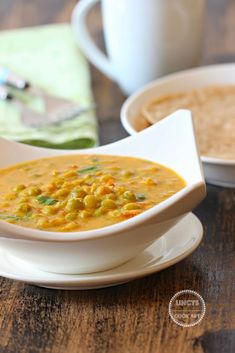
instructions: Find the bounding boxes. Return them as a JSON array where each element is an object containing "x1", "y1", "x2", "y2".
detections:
[
  {"x1": 37, "y1": 195, "x2": 58, "y2": 205},
  {"x1": 0, "y1": 214, "x2": 21, "y2": 221},
  {"x1": 78, "y1": 165, "x2": 98, "y2": 174}
]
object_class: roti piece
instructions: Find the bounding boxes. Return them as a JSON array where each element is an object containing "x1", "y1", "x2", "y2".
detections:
[{"x1": 142, "y1": 85, "x2": 235, "y2": 160}]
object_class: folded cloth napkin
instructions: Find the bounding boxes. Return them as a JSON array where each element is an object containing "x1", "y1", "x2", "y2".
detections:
[{"x1": 0, "y1": 23, "x2": 98, "y2": 149}]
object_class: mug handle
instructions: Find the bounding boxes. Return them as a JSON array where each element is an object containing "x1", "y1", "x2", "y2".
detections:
[{"x1": 71, "y1": 0, "x2": 115, "y2": 80}]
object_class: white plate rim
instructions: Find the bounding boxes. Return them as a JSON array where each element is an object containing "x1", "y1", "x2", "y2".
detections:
[{"x1": 0, "y1": 213, "x2": 203, "y2": 288}]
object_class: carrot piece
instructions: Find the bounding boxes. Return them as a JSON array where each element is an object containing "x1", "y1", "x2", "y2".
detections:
[
  {"x1": 106, "y1": 178, "x2": 115, "y2": 186},
  {"x1": 122, "y1": 210, "x2": 142, "y2": 218}
]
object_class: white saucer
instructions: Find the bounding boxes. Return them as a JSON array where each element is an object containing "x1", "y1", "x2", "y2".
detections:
[{"x1": 0, "y1": 213, "x2": 203, "y2": 290}]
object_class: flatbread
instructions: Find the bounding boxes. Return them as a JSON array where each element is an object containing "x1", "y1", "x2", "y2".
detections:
[{"x1": 142, "y1": 85, "x2": 235, "y2": 160}]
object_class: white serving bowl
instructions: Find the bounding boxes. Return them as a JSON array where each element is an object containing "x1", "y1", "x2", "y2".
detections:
[
  {"x1": 121, "y1": 63, "x2": 235, "y2": 188},
  {"x1": 0, "y1": 110, "x2": 206, "y2": 274}
]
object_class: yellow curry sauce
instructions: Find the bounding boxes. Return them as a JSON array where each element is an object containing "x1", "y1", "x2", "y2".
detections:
[{"x1": 0, "y1": 155, "x2": 186, "y2": 232}]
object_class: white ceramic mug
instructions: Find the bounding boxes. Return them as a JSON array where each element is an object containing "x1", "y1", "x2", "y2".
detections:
[{"x1": 71, "y1": 0, "x2": 205, "y2": 95}]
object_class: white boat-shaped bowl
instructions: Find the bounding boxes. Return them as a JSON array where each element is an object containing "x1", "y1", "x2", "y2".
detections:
[
  {"x1": 0, "y1": 110, "x2": 206, "y2": 274},
  {"x1": 121, "y1": 63, "x2": 235, "y2": 188}
]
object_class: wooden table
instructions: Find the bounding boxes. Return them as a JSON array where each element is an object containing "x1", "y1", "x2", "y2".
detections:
[{"x1": 0, "y1": 1, "x2": 234, "y2": 352}]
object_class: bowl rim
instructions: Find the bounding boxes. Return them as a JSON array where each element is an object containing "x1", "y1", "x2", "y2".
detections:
[{"x1": 120, "y1": 62, "x2": 235, "y2": 165}]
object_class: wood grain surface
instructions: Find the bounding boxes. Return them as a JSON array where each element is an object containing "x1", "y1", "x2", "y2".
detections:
[{"x1": 0, "y1": 1, "x2": 235, "y2": 353}]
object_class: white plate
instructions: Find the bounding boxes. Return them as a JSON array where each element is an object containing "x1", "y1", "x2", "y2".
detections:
[
  {"x1": 0, "y1": 213, "x2": 203, "y2": 290},
  {"x1": 121, "y1": 63, "x2": 235, "y2": 188}
]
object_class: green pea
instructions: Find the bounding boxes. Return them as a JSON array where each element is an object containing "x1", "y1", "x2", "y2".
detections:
[
  {"x1": 13, "y1": 184, "x2": 26, "y2": 192},
  {"x1": 84, "y1": 195, "x2": 97, "y2": 209},
  {"x1": 101, "y1": 199, "x2": 116, "y2": 209},
  {"x1": 121, "y1": 170, "x2": 133, "y2": 177},
  {"x1": 27, "y1": 186, "x2": 41, "y2": 196},
  {"x1": 5, "y1": 192, "x2": 17, "y2": 200},
  {"x1": 94, "y1": 207, "x2": 107, "y2": 216},
  {"x1": 79, "y1": 210, "x2": 90, "y2": 219},
  {"x1": 136, "y1": 193, "x2": 146, "y2": 201},
  {"x1": 42, "y1": 206, "x2": 57, "y2": 215},
  {"x1": 109, "y1": 210, "x2": 121, "y2": 218},
  {"x1": 100, "y1": 174, "x2": 113, "y2": 182},
  {"x1": 71, "y1": 188, "x2": 86, "y2": 198},
  {"x1": 123, "y1": 191, "x2": 136, "y2": 201},
  {"x1": 66, "y1": 198, "x2": 83, "y2": 211},
  {"x1": 65, "y1": 213, "x2": 77, "y2": 221},
  {"x1": 17, "y1": 197, "x2": 29, "y2": 203},
  {"x1": 123, "y1": 203, "x2": 140, "y2": 210},
  {"x1": 15, "y1": 203, "x2": 31, "y2": 214},
  {"x1": 55, "y1": 188, "x2": 70, "y2": 197}
]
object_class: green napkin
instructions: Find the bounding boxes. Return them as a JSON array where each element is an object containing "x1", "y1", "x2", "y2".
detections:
[{"x1": 0, "y1": 23, "x2": 98, "y2": 149}]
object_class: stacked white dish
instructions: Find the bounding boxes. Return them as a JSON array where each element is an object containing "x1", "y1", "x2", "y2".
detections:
[{"x1": 121, "y1": 64, "x2": 235, "y2": 188}]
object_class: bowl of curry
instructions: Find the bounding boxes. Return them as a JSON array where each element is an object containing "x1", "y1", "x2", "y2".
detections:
[{"x1": 0, "y1": 110, "x2": 206, "y2": 274}]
